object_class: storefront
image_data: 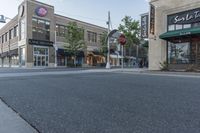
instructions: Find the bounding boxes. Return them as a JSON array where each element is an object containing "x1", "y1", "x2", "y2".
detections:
[
  {"x1": 148, "y1": 0, "x2": 200, "y2": 70},
  {"x1": 86, "y1": 51, "x2": 105, "y2": 66},
  {"x1": 57, "y1": 49, "x2": 84, "y2": 66},
  {"x1": 159, "y1": 7, "x2": 200, "y2": 69},
  {"x1": 0, "y1": 0, "x2": 106, "y2": 68}
]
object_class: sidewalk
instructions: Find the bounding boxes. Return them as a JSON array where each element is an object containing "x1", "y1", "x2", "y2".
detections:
[
  {"x1": 118, "y1": 68, "x2": 200, "y2": 78},
  {"x1": 0, "y1": 98, "x2": 38, "y2": 133}
]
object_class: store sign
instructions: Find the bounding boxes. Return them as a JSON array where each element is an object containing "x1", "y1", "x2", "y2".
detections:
[
  {"x1": 35, "y1": 6, "x2": 48, "y2": 17},
  {"x1": 168, "y1": 8, "x2": 200, "y2": 25},
  {"x1": 180, "y1": 31, "x2": 191, "y2": 36},
  {"x1": 29, "y1": 39, "x2": 53, "y2": 46},
  {"x1": 141, "y1": 13, "x2": 149, "y2": 38},
  {"x1": 150, "y1": 4, "x2": 155, "y2": 35}
]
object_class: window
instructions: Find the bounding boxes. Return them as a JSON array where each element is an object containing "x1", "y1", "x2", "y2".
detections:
[
  {"x1": 87, "y1": 31, "x2": 97, "y2": 43},
  {"x1": 2, "y1": 35, "x2": 4, "y2": 43},
  {"x1": 9, "y1": 29, "x2": 14, "y2": 39},
  {"x1": 32, "y1": 18, "x2": 50, "y2": 40},
  {"x1": 59, "y1": 25, "x2": 65, "y2": 37},
  {"x1": 168, "y1": 25, "x2": 175, "y2": 31},
  {"x1": 175, "y1": 24, "x2": 182, "y2": 30},
  {"x1": 56, "y1": 25, "x2": 59, "y2": 36},
  {"x1": 14, "y1": 25, "x2": 18, "y2": 37},
  {"x1": 183, "y1": 24, "x2": 191, "y2": 29},
  {"x1": 192, "y1": 22, "x2": 200, "y2": 28},
  {"x1": 5, "y1": 33, "x2": 8, "y2": 42},
  {"x1": 168, "y1": 42, "x2": 190, "y2": 64},
  {"x1": 56, "y1": 24, "x2": 67, "y2": 37}
]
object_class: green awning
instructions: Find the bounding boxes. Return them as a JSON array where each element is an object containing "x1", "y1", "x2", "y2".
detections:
[{"x1": 159, "y1": 27, "x2": 200, "y2": 40}]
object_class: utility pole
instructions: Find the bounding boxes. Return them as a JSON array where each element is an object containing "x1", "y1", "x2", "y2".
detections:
[
  {"x1": 54, "y1": 31, "x2": 58, "y2": 67},
  {"x1": 106, "y1": 11, "x2": 111, "y2": 69}
]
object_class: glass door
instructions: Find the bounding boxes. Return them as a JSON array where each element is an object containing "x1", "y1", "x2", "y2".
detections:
[{"x1": 33, "y1": 47, "x2": 49, "y2": 67}]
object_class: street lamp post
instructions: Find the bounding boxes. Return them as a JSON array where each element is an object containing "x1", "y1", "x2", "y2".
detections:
[
  {"x1": 106, "y1": 11, "x2": 111, "y2": 69},
  {"x1": 54, "y1": 31, "x2": 58, "y2": 67}
]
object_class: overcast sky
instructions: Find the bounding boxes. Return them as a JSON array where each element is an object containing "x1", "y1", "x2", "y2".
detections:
[{"x1": 0, "y1": 0, "x2": 149, "y2": 29}]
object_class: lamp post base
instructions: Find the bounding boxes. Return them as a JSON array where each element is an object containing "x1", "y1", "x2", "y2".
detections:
[{"x1": 106, "y1": 62, "x2": 111, "y2": 69}]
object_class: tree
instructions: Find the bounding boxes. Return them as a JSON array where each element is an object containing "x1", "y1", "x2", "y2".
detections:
[
  {"x1": 118, "y1": 16, "x2": 140, "y2": 65},
  {"x1": 64, "y1": 22, "x2": 86, "y2": 67},
  {"x1": 99, "y1": 32, "x2": 108, "y2": 56}
]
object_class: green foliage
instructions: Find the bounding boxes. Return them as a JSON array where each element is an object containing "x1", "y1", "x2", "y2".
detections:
[
  {"x1": 159, "y1": 61, "x2": 169, "y2": 71},
  {"x1": 99, "y1": 32, "x2": 108, "y2": 55},
  {"x1": 118, "y1": 16, "x2": 140, "y2": 48},
  {"x1": 64, "y1": 22, "x2": 86, "y2": 56}
]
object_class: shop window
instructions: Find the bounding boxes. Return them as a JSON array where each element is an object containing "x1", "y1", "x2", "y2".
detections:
[{"x1": 168, "y1": 42, "x2": 190, "y2": 64}]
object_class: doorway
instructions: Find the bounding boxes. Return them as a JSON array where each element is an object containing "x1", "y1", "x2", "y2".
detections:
[{"x1": 33, "y1": 47, "x2": 49, "y2": 67}]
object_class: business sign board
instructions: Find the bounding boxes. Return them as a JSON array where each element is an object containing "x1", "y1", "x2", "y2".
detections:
[
  {"x1": 168, "y1": 8, "x2": 200, "y2": 25},
  {"x1": 29, "y1": 39, "x2": 53, "y2": 46},
  {"x1": 141, "y1": 13, "x2": 149, "y2": 39},
  {"x1": 150, "y1": 4, "x2": 155, "y2": 35}
]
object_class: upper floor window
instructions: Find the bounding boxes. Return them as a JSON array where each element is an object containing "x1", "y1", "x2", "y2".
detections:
[
  {"x1": 32, "y1": 17, "x2": 50, "y2": 41},
  {"x1": 9, "y1": 29, "x2": 14, "y2": 39},
  {"x1": 56, "y1": 24, "x2": 67, "y2": 37},
  {"x1": 2, "y1": 35, "x2": 4, "y2": 43},
  {"x1": 87, "y1": 31, "x2": 97, "y2": 43},
  {"x1": 14, "y1": 25, "x2": 18, "y2": 37},
  {"x1": 5, "y1": 33, "x2": 8, "y2": 42}
]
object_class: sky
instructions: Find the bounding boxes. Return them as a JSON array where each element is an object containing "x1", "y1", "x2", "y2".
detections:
[{"x1": 0, "y1": 0, "x2": 149, "y2": 29}]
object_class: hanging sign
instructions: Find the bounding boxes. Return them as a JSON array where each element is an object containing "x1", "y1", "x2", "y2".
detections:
[{"x1": 141, "y1": 13, "x2": 149, "y2": 38}]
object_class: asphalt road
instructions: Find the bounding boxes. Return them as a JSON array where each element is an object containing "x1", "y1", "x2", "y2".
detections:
[{"x1": 0, "y1": 72, "x2": 200, "y2": 133}]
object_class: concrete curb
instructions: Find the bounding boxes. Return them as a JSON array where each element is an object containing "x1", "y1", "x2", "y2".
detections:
[{"x1": 0, "y1": 98, "x2": 38, "y2": 133}]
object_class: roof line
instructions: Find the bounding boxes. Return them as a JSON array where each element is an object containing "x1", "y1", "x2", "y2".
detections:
[{"x1": 55, "y1": 14, "x2": 107, "y2": 30}]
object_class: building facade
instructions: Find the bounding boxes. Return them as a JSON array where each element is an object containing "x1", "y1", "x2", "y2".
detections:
[
  {"x1": 149, "y1": 0, "x2": 200, "y2": 70},
  {"x1": 0, "y1": 0, "x2": 106, "y2": 68}
]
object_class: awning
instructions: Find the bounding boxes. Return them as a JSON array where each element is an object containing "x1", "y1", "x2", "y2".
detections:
[
  {"x1": 159, "y1": 27, "x2": 200, "y2": 40},
  {"x1": 110, "y1": 54, "x2": 123, "y2": 59},
  {"x1": 1, "y1": 52, "x2": 8, "y2": 58},
  {"x1": 9, "y1": 49, "x2": 18, "y2": 56},
  {"x1": 87, "y1": 51, "x2": 103, "y2": 56},
  {"x1": 57, "y1": 49, "x2": 84, "y2": 57}
]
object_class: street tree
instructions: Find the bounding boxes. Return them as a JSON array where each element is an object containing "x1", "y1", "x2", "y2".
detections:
[
  {"x1": 118, "y1": 16, "x2": 140, "y2": 65},
  {"x1": 99, "y1": 32, "x2": 108, "y2": 56},
  {"x1": 64, "y1": 22, "x2": 86, "y2": 67}
]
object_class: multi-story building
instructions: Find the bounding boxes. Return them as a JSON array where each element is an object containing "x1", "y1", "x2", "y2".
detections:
[
  {"x1": 0, "y1": 0, "x2": 106, "y2": 67},
  {"x1": 149, "y1": 0, "x2": 200, "y2": 70}
]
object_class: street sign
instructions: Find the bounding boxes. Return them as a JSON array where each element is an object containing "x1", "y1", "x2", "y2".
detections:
[{"x1": 118, "y1": 34, "x2": 126, "y2": 45}]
